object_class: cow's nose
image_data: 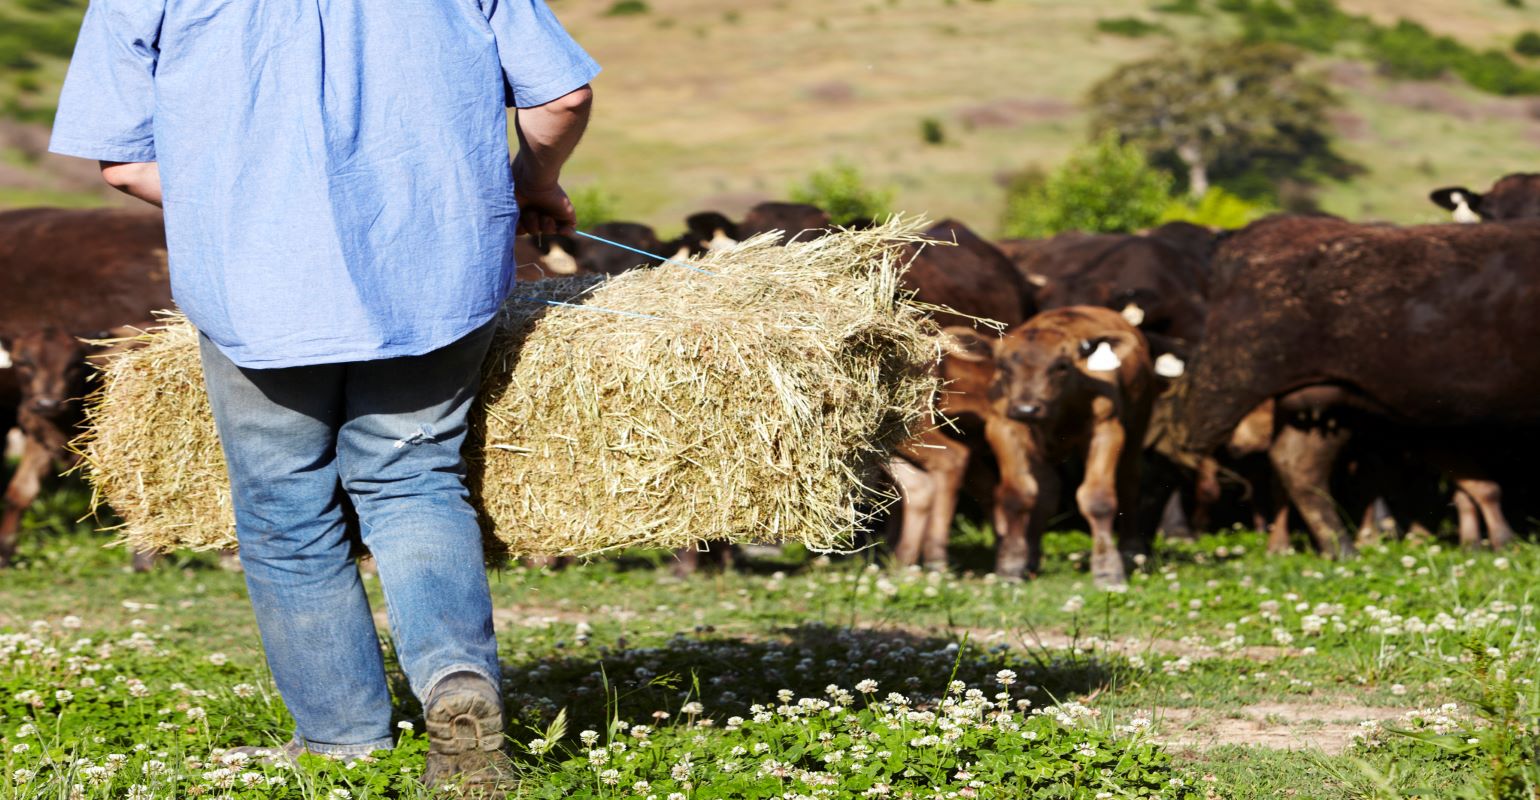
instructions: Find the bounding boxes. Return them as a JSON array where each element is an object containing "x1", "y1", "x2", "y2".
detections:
[
  {"x1": 1007, "y1": 403, "x2": 1043, "y2": 421},
  {"x1": 29, "y1": 397, "x2": 61, "y2": 414}
]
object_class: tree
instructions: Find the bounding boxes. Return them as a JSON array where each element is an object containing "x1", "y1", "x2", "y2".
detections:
[
  {"x1": 999, "y1": 134, "x2": 1173, "y2": 238},
  {"x1": 1087, "y1": 40, "x2": 1346, "y2": 199}
]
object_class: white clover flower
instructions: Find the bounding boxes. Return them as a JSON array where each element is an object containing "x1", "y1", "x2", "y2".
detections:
[
  {"x1": 526, "y1": 737, "x2": 549, "y2": 753},
  {"x1": 186, "y1": 707, "x2": 207, "y2": 721},
  {"x1": 329, "y1": 789, "x2": 351, "y2": 799},
  {"x1": 599, "y1": 768, "x2": 620, "y2": 785},
  {"x1": 1494, "y1": 557, "x2": 1511, "y2": 571},
  {"x1": 11, "y1": 743, "x2": 30, "y2": 754},
  {"x1": 125, "y1": 785, "x2": 153, "y2": 800},
  {"x1": 11, "y1": 770, "x2": 35, "y2": 785},
  {"x1": 207, "y1": 652, "x2": 228, "y2": 666},
  {"x1": 633, "y1": 780, "x2": 651, "y2": 792},
  {"x1": 1390, "y1": 684, "x2": 1407, "y2": 696},
  {"x1": 580, "y1": 730, "x2": 599, "y2": 746},
  {"x1": 1061, "y1": 595, "x2": 1085, "y2": 614},
  {"x1": 856, "y1": 679, "x2": 879, "y2": 693},
  {"x1": 995, "y1": 670, "x2": 1017, "y2": 687},
  {"x1": 681, "y1": 701, "x2": 704, "y2": 715}
]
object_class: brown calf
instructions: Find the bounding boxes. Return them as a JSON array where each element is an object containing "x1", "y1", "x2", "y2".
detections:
[
  {"x1": 0, "y1": 328, "x2": 92, "y2": 566},
  {"x1": 952, "y1": 307, "x2": 1155, "y2": 586}
]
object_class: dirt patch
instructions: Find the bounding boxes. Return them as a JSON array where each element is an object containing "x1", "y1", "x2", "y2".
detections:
[
  {"x1": 1154, "y1": 703, "x2": 1404, "y2": 754},
  {"x1": 805, "y1": 81, "x2": 857, "y2": 104},
  {"x1": 956, "y1": 97, "x2": 1075, "y2": 130}
]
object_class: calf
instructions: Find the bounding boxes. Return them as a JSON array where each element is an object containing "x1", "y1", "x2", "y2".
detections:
[
  {"x1": 952, "y1": 307, "x2": 1155, "y2": 586},
  {"x1": 1430, "y1": 173, "x2": 1540, "y2": 222},
  {"x1": 737, "y1": 202, "x2": 832, "y2": 244},
  {"x1": 1, "y1": 328, "x2": 92, "y2": 566}
]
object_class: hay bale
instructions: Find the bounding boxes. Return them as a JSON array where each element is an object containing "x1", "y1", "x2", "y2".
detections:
[{"x1": 81, "y1": 219, "x2": 940, "y2": 558}]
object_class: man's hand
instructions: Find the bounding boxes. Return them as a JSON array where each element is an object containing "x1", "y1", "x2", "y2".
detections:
[
  {"x1": 512, "y1": 86, "x2": 592, "y2": 237},
  {"x1": 513, "y1": 172, "x2": 576, "y2": 237}
]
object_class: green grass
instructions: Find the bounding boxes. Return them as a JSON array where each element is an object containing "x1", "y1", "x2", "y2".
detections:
[{"x1": 0, "y1": 477, "x2": 1536, "y2": 797}]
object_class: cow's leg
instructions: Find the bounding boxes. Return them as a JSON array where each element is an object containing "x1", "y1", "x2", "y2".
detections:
[
  {"x1": 887, "y1": 457, "x2": 933, "y2": 568},
  {"x1": 920, "y1": 437, "x2": 969, "y2": 571},
  {"x1": 1266, "y1": 502, "x2": 1292, "y2": 555},
  {"x1": 670, "y1": 545, "x2": 700, "y2": 578},
  {"x1": 1191, "y1": 456, "x2": 1223, "y2": 535},
  {"x1": 1078, "y1": 419, "x2": 1129, "y2": 587},
  {"x1": 1454, "y1": 477, "x2": 1515, "y2": 550},
  {"x1": 1269, "y1": 423, "x2": 1354, "y2": 559},
  {"x1": 0, "y1": 436, "x2": 52, "y2": 567},
  {"x1": 1115, "y1": 451, "x2": 1147, "y2": 570},
  {"x1": 987, "y1": 420, "x2": 1045, "y2": 579},
  {"x1": 131, "y1": 549, "x2": 160, "y2": 572},
  {"x1": 1453, "y1": 489, "x2": 1481, "y2": 549}
]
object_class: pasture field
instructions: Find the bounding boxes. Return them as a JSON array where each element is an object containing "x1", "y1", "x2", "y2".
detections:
[{"x1": 0, "y1": 486, "x2": 1536, "y2": 799}]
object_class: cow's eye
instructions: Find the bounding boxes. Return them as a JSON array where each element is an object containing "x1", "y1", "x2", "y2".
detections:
[{"x1": 1077, "y1": 340, "x2": 1096, "y2": 357}]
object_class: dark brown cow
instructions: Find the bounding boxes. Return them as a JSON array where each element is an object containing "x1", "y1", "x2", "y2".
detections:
[
  {"x1": 1430, "y1": 174, "x2": 1540, "y2": 222},
  {"x1": 0, "y1": 207, "x2": 173, "y2": 567},
  {"x1": 737, "y1": 202, "x2": 832, "y2": 244},
  {"x1": 952, "y1": 307, "x2": 1156, "y2": 585},
  {"x1": 1179, "y1": 217, "x2": 1540, "y2": 555}
]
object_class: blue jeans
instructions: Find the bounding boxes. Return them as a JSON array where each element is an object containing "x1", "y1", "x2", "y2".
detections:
[{"x1": 200, "y1": 324, "x2": 500, "y2": 756}]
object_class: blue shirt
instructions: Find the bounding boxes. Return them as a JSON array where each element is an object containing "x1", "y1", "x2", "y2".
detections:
[{"x1": 50, "y1": 0, "x2": 599, "y2": 368}]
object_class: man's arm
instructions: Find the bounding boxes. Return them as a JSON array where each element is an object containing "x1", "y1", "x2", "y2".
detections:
[
  {"x1": 100, "y1": 161, "x2": 163, "y2": 207},
  {"x1": 512, "y1": 85, "x2": 592, "y2": 236}
]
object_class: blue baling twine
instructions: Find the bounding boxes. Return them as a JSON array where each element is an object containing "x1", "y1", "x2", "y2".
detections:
[
  {"x1": 525, "y1": 230, "x2": 720, "y2": 319},
  {"x1": 575, "y1": 230, "x2": 720, "y2": 276}
]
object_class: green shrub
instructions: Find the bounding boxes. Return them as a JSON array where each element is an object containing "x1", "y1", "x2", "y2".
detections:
[
  {"x1": 604, "y1": 0, "x2": 650, "y2": 17},
  {"x1": 1152, "y1": 0, "x2": 1205, "y2": 14},
  {"x1": 1517, "y1": 31, "x2": 1540, "y2": 58},
  {"x1": 1158, "y1": 187, "x2": 1272, "y2": 229},
  {"x1": 567, "y1": 185, "x2": 620, "y2": 231},
  {"x1": 789, "y1": 162, "x2": 895, "y2": 226},
  {"x1": 920, "y1": 117, "x2": 946, "y2": 145},
  {"x1": 1096, "y1": 17, "x2": 1165, "y2": 37},
  {"x1": 1000, "y1": 135, "x2": 1174, "y2": 238}
]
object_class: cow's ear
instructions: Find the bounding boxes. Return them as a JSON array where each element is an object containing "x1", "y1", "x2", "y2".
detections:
[
  {"x1": 1429, "y1": 186, "x2": 1480, "y2": 212},
  {"x1": 1080, "y1": 331, "x2": 1142, "y2": 372},
  {"x1": 942, "y1": 326, "x2": 996, "y2": 362},
  {"x1": 0, "y1": 336, "x2": 11, "y2": 370}
]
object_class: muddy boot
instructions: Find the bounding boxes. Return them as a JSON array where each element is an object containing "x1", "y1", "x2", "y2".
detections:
[{"x1": 422, "y1": 672, "x2": 514, "y2": 797}]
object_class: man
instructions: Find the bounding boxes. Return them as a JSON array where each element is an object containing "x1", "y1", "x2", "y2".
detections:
[{"x1": 49, "y1": 0, "x2": 598, "y2": 793}]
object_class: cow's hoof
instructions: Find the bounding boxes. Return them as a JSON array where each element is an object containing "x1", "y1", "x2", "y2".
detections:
[
  {"x1": 994, "y1": 559, "x2": 1027, "y2": 581},
  {"x1": 130, "y1": 551, "x2": 158, "y2": 573},
  {"x1": 1090, "y1": 555, "x2": 1126, "y2": 588},
  {"x1": 923, "y1": 560, "x2": 949, "y2": 573}
]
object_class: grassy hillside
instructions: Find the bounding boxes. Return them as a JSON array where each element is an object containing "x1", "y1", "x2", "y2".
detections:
[{"x1": 2, "y1": 0, "x2": 1537, "y2": 232}]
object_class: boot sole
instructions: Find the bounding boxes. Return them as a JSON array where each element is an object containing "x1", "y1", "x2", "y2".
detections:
[{"x1": 425, "y1": 688, "x2": 504, "y2": 755}]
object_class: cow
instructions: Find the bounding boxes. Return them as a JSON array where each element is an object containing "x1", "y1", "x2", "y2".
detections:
[
  {"x1": 513, "y1": 233, "x2": 582, "y2": 281},
  {"x1": 0, "y1": 207, "x2": 173, "y2": 567},
  {"x1": 949, "y1": 307, "x2": 1156, "y2": 586},
  {"x1": 684, "y1": 211, "x2": 740, "y2": 252},
  {"x1": 1430, "y1": 174, "x2": 1540, "y2": 222},
  {"x1": 884, "y1": 221, "x2": 1038, "y2": 573},
  {"x1": 0, "y1": 328, "x2": 92, "y2": 566},
  {"x1": 737, "y1": 202, "x2": 832, "y2": 244},
  {"x1": 1177, "y1": 216, "x2": 1540, "y2": 556}
]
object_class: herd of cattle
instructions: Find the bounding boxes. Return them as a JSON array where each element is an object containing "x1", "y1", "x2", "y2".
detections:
[{"x1": 2, "y1": 173, "x2": 1538, "y2": 582}]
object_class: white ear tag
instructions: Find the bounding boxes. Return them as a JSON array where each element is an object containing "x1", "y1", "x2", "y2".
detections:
[
  {"x1": 1086, "y1": 341, "x2": 1121, "y2": 372},
  {"x1": 544, "y1": 242, "x2": 579, "y2": 275},
  {"x1": 1120, "y1": 303, "x2": 1146, "y2": 327},
  {"x1": 1154, "y1": 352, "x2": 1186, "y2": 378},
  {"x1": 0, "y1": 343, "x2": 11, "y2": 369},
  {"x1": 1451, "y1": 194, "x2": 1481, "y2": 224}
]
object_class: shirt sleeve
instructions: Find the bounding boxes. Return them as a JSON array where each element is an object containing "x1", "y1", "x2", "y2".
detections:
[
  {"x1": 481, "y1": 0, "x2": 601, "y2": 109},
  {"x1": 48, "y1": 0, "x2": 165, "y2": 163}
]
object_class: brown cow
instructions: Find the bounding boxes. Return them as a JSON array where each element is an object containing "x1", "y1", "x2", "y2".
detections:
[
  {"x1": 1, "y1": 207, "x2": 173, "y2": 567},
  {"x1": 951, "y1": 307, "x2": 1155, "y2": 585},
  {"x1": 885, "y1": 221, "x2": 1038, "y2": 572},
  {"x1": 1179, "y1": 216, "x2": 1540, "y2": 556},
  {"x1": 0, "y1": 328, "x2": 91, "y2": 565},
  {"x1": 1430, "y1": 174, "x2": 1540, "y2": 222},
  {"x1": 737, "y1": 202, "x2": 832, "y2": 244}
]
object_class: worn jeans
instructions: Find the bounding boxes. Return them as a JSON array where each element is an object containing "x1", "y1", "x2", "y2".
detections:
[{"x1": 200, "y1": 323, "x2": 500, "y2": 755}]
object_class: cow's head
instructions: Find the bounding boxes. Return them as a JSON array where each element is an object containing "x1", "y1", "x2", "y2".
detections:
[
  {"x1": 954, "y1": 323, "x2": 1138, "y2": 430},
  {"x1": 6, "y1": 328, "x2": 90, "y2": 420},
  {"x1": 684, "y1": 211, "x2": 740, "y2": 252},
  {"x1": 1430, "y1": 174, "x2": 1540, "y2": 222}
]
